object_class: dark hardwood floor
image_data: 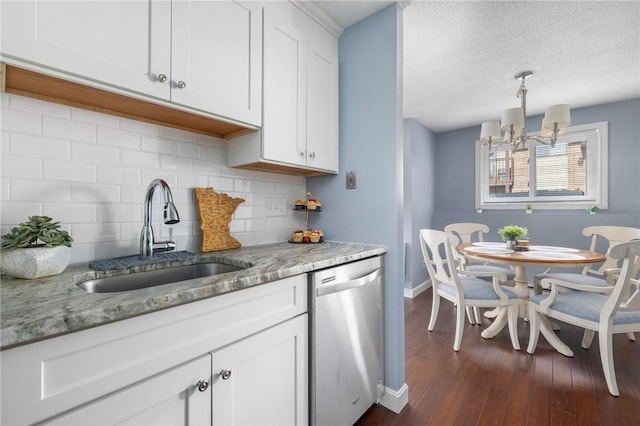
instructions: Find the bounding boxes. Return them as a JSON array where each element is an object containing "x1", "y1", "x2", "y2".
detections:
[{"x1": 355, "y1": 289, "x2": 640, "y2": 426}]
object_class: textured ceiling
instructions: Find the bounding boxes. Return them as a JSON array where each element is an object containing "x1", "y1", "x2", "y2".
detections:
[{"x1": 312, "y1": 0, "x2": 640, "y2": 133}]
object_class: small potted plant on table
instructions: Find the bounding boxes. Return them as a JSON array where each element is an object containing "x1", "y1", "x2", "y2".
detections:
[
  {"x1": 497, "y1": 225, "x2": 528, "y2": 250},
  {"x1": 1, "y1": 215, "x2": 73, "y2": 279}
]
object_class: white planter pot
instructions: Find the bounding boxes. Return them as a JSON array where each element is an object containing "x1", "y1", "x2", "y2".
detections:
[{"x1": 1, "y1": 246, "x2": 71, "y2": 279}]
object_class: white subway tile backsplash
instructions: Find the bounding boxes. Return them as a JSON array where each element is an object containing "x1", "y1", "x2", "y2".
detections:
[
  {"x1": 97, "y1": 203, "x2": 142, "y2": 223},
  {"x1": 97, "y1": 165, "x2": 141, "y2": 186},
  {"x1": 43, "y1": 159, "x2": 96, "y2": 182},
  {"x1": 208, "y1": 175, "x2": 234, "y2": 192},
  {"x1": 176, "y1": 141, "x2": 203, "y2": 159},
  {"x1": 72, "y1": 142, "x2": 119, "y2": 165},
  {"x1": 71, "y1": 107, "x2": 119, "y2": 128},
  {"x1": 207, "y1": 145, "x2": 226, "y2": 163},
  {"x1": 1, "y1": 155, "x2": 41, "y2": 179},
  {"x1": 160, "y1": 154, "x2": 193, "y2": 173},
  {"x1": 10, "y1": 133, "x2": 71, "y2": 160},
  {"x1": 1, "y1": 94, "x2": 305, "y2": 264},
  {"x1": 1, "y1": 107, "x2": 42, "y2": 135},
  {"x1": 1, "y1": 201, "x2": 43, "y2": 226},
  {"x1": 97, "y1": 126, "x2": 141, "y2": 149},
  {"x1": 72, "y1": 222, "x2": 120, "y2": 243},
  {"x1": 193, "y1": 159, "x2": 222, "y2": 176},
  {"x1": 71, "y1": 182, "x2": 119, "y2": 203},
  {"x1": 121, "y1": 149, "x2": 160, "y2": 169},
  {"x1": 10, "y1": 95, "x2": 70, "y2": 118},
  {"x1": 44, "y1": 202, "x2": 96, "y2": 224},
  {"x1": 141, "y1": 134, "x2": 179, "y2": 155},
  {"x1": 10, "y1": 180, "x2": 72, "y2": 202},
  {"x1": 177, "y1": 173, "x2": 209, "y2": 189},
  {"x1": 43, "y1": 116, "x2": 95, "y2": 143}
]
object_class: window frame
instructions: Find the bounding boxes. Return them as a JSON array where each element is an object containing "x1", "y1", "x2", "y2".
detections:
[{"x1": 475, "y1": 121, "x2": 608, "y2": 210}]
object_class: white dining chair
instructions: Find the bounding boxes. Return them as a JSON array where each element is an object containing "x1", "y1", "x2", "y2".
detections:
[
  {"x1": 419, "y1": 229, "x2": 521, "y2": 352},
  {"x1": 445, "y1": 222, "x2": 516, "y2": 324},
  {"x1": 533, "y1": 226, "x2": 640, "y2": 344},
  {"x1": 527, "y1": 239, "x2": 640, "y2": 396}
]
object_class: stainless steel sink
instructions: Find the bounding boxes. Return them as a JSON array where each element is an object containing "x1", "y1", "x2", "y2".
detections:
[{"x1": 78, "y1": 262, "x2": 245, "y2": 293}]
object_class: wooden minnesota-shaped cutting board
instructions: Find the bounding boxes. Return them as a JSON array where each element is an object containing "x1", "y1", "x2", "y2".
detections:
[{"x1": 194, "y1": 187, "x2": 244, "y2": 252}]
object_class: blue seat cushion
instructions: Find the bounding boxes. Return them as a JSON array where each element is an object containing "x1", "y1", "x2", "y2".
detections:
[
  {"x1": 534, "y1": 272, "x2": 607, "y2": 287},
  {"x1": 439, "y1": 277, "x2": 517, "y2": 300},
  {"x1": 530, "y1": 292, "x2": 640, "y2": 325},
  {"x1": 466, "y1": 264, "x2": 516, "y2": 280}
]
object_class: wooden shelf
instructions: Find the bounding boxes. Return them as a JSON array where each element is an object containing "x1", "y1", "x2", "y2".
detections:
[{"x1": 1, "y1": 63, "x2": 256, "y2": 139}]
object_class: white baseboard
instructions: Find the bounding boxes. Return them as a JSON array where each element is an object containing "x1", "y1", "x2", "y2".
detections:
[
  {"x1": 378, "y1": 383, "x2": 409, "y2": 414},
  {"x1": 403, "y1": 280, "x2": 431, "y2": 298}
]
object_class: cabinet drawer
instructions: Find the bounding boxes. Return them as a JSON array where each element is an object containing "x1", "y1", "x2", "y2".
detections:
[{"x1": 1, "y1": 275, "x2": 307, "y2": 425}]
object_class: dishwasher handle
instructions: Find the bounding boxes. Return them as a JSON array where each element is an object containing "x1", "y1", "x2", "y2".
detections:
[{"x1": 316, "y1": 268, "x2": 382, "y2": 297}]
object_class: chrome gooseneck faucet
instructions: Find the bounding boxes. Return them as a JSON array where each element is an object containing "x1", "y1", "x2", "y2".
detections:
[{"x1": 140, "y1": 179, "x2": 180, "y2": 257}]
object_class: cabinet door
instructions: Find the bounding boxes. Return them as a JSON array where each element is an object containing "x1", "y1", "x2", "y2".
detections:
[
  {"x1": 306, "y1": 30, "x2": 339, "y2": 172},
  {"x1": 47, "y1": 355, "x2": 211, "y2": 425},
  {"x1": 171, "y1": 1, "x2": 262, "y2": 126},
  {"x1": 212, "y1": 314, "x2": 308, "y2": 426},
  {"x1": 262, "y1": 2, "x2": 307, "y2": 167},
  {"x1": 0, "y1": 0, "x2": 171, "y2": 99}
]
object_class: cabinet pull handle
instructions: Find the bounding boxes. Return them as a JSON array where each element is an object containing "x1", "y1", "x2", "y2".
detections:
[
  {"x1": 220, "y1": 369, "x2": 232, "y2": 380},
  {"x1": 196, "y1": 380, "x2": 209, "y2": 392},
  {"x1": 157, "y1": 74, "x2": 167, "y2": 83},
  {"x1": 177, "y1": 81, "x2": 187, "y2": 89}
]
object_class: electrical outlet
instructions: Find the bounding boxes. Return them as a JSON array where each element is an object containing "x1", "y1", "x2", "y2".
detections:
[
  {"x1": 346, "y1": 171, "x2": 357, "y2": 189},
  {"x1": 266, "y1": 197, "x2": 286, "y2": 216}
]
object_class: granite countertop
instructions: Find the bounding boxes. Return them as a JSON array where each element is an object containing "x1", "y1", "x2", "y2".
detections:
[{"x1": 0, "y1": 241, "x2": 386, "y2": 350}]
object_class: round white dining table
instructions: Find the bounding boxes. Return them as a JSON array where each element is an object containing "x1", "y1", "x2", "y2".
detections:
[{"x1": 458, "y1": 243, "x2": 606, "y2": 355}]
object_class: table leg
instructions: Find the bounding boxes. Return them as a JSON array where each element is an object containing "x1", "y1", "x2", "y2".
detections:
[{"x1": 480, "y1": 307, "x2": 508, "y2": 339}]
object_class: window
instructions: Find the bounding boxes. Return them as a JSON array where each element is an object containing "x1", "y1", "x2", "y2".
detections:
[{"x1": 475, "y1": 122, "x2": 608, "y2": 210}]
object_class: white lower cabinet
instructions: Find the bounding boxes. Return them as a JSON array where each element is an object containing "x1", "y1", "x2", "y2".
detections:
[
  {"x1": 48, "y1": 315, "x2": 308, "y2": 426},
  {"x1": 0, "y1": 275, "x2": 307, "y2": 425},
  {"x1": 212, "y1": 315, "x2": 308, "y2": 426},
  {"x1": 48, "y1": 355, "x2": 212, "y2": 425}
]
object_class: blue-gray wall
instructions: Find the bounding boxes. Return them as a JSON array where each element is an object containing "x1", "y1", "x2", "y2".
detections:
[
  {"x1": 307, "y1": 5, "x2": 405, "y2": 391},
  {"x1": 404, "y1": 119, "x2": 435, "y2": 289},
  {"x1": 426, "y1": 98, "x2": 640, "y2": 279}
]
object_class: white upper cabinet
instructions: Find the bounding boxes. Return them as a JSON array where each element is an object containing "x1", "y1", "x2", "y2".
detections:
[
  {"x1": 227, "y1": 1, "x2": 338, "y2": 175},
  {"x1": 170, "y1": 1, "x2": 262, "y2": 125},
  {"x1": 0, "y1": 1, "x2": 171, "y2": 99},
  {"x1": 0, "y1": 0, "x2": 261, "y2": 126}
]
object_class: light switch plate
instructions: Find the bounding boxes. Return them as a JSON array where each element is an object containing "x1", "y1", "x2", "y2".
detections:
[
  {"x1": 266, "y1": 197, "x2": 286, "y2": 216},
  {"x1": 346, "y1": 171, "x2": 357, "y2": 189}
]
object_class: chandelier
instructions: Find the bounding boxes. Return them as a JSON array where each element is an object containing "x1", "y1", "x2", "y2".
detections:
[{"x1": 479, "y1": 71, "x2": 571, "y2": 151}]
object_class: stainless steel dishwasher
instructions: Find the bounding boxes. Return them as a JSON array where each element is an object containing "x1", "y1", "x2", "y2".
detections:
[{"x1": 309, "y1": 255, "x2": 384, "y2": 426}]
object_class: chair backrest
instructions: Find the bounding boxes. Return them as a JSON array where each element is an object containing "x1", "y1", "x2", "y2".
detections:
[
  {"x1": 444, "y1": 222, "x2": 490, "y2": 243},
  {"x1": 419, "y1": 229, "x2": 461, "y2": 289},
  {"x1": 582, "y1": 226, "x2": 640, "y2": 276},
  {"x1": 601, "y1": 240, "x2": 640, "y2": 321}
]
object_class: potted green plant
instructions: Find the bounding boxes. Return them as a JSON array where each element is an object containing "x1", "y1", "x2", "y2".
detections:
[
  {"x1": 1, "y1": 215, "x2": 73, "y2": 279},
  {"x1": 525, "y1": 204, "x2": 533, "y2": 214},
  {"x1": 497, "y1": 225, "x2": 528, "y2": 250},
  {"x1": 588, "y1": 206, "x2": 600, "y2": 214}
]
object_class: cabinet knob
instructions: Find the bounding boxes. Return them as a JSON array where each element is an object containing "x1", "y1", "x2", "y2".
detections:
[
  {"x1": 157, "y1": 74, "x2": 167, "y2": 83},
  {"x1": 299, "y1": 151, "x2": 306, "y2": 158},
  {"x1": 177, "y1": 81, "x2": 187, "y2": 89},
  {"x1": 220, "y1": 369, "x2": 232, "y2": 380},
  {"x1": 196, "y1": 380, "x2": 209, "y2": 392},
  {"x1": 309, "y1": 152, "x2": 316, "y2": 159}
]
